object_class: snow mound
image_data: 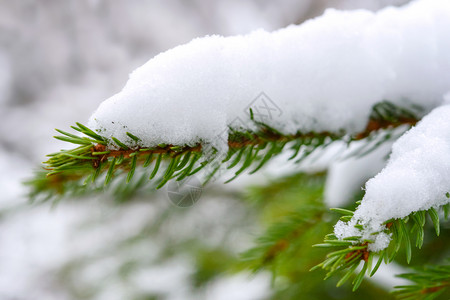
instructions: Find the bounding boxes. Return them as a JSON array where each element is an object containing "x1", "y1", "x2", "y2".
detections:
[
  {"x1": 89, "y1": 0, "x2": 450, "y2": 154},
  {"x1": 335, "y1": 104, "x2": 450, "y2": 251}
]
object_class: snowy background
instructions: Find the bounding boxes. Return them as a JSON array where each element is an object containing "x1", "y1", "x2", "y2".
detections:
[{"x1": 0, "y1": 1, "x2": 411, "y2": 299}]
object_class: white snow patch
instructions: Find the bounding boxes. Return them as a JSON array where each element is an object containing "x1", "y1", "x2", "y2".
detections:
[
  {"x1": 335, "y1": 104, "x2": 450, "y2": 250},
  {"x1": 89, "y1": 0, "x2": 450, "y2": 155}
]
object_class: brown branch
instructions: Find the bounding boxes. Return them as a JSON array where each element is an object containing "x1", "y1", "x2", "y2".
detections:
[
  {"x1": 345, "y1": 242, "x2": 370, "y2": 262},
  {"x1": 355, "y1": 117, "x2": 417, "y2": 140},
  {"x1": 88, "y1": 116, "x2": 417, "y2": 168},
  {"x1": 420, "y1": 280, "x2": 450, "y2": 294}
]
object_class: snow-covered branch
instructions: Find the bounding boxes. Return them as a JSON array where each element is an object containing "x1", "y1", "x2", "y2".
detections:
[{"x1": 88, "y1": 0, "x2": 450, "y2": 153}]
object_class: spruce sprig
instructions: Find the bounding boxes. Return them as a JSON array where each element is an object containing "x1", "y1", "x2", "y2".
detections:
[
  {"x1": 393, "y1": 262, "x2": 450, "y2": 299},
  {"x1": 27, "y1": 101, "x2": 419, "y2": 202},
  {"x1": 313, "y1": 202, "x2": 450, "y2": 291}
]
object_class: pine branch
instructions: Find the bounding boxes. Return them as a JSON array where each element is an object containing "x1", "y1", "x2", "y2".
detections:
[
  {"x1": 312, "y1": 202, "x2": 450, "y2": 291},
  {"x1": 26, "y1": 101, "x2": 419, "y2": 202},
  {"x1": 240, "y1": 206, "x2": 324, "y2": 272},
  {"x1": 393, "y1": 262, "x2": 450, "y2": 300},
  {"x1": 236, "y1": 172, "x2": 330, "y2": 289}
]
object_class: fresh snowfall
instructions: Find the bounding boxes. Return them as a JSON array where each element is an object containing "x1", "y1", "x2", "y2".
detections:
[{"x1": 88, "y1": 0, "x2": 450, "y2": 251}]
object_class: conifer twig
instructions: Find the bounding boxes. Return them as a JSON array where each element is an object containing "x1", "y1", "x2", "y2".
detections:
[
  {"x1": 26, "y1": 101, "x2": 419, "y2": 202},
  {"x1": 312, "y1": 202, "x2": 450, "y2": 291}
]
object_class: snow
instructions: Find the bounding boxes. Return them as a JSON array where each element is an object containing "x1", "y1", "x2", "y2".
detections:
[
  {"x1": 88, "y1": 0, "x2": 450, "y2": 154},
  {"x1": 1, "y1": 1, "x2": 449, "y2": 298},
  {"x1": 335, "y1": 104, "x2": 450, "y2": 251}
]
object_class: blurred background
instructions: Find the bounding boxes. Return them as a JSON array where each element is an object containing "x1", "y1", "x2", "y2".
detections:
[{"x1": 0, "y1": 1, "x2": 415, "y2": 299}]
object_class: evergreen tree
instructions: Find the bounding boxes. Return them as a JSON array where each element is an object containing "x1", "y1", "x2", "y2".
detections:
[{"x1": 27, "y1": 0, "x2": 450, "y2": 299}]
